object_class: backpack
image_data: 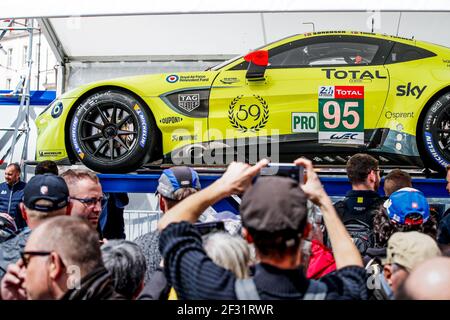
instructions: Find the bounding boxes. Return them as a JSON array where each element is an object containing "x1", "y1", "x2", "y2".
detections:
[
  {"x1": 235, "y1": 277, "x2": 327, "y2": 300},
  {"x1": 334, "y1": 199, "x2": 381, "y2": 255},
  {"x1": 343, "y1": 219, "x2": 375, "y2": 255}
]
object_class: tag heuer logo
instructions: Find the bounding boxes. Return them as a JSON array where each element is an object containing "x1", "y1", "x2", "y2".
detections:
[{"x1": 178, "y1": 94, "x2": 200, "y2": 112}]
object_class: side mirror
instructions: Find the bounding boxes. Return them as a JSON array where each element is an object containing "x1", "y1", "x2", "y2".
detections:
[{"x1": 244, "y1": 50, "x2": 268, "y2": 81}]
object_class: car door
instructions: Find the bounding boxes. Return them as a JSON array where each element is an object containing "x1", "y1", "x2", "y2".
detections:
[{"x1": 208, "y1": 35, "x2": 391, "y2": 162}]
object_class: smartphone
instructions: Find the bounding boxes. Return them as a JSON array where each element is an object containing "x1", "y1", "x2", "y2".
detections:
[
  {"x1": 259, "y1": 163, "x2": 304, "y2": 183},
  {"x1": 193, "y1": 221, "x2": 225, "y2": 235}
]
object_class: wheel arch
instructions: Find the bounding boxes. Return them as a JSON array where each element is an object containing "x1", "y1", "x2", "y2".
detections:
[
  {"x1": 416, "y1": 85, "x2": 450, "y2": 169},
  {"x1": 64, "y1": 85, "x2": 163, "y2": 165}
]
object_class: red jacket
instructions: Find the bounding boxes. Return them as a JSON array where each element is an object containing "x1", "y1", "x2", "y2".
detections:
[{"x1": 306, "y1": 240, "x2": 336, "y2": 279}]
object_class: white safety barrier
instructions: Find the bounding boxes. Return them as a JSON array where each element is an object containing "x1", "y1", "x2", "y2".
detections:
[{"x1": 124, "y1": 210, "x2": 161, "y2": 240}]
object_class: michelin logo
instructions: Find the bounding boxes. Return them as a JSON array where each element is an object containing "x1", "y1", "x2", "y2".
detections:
[
  {"x1": 425, "y1": 132, "x2": 449, "y2": 167},
  {"x1": 134, "y1": 105, "x2": 148, "y2": 148}
]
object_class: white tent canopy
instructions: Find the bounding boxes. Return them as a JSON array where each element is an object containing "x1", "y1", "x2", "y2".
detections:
[
  {"x1": 2, "y1": 0, "x2": 450, "y2": 18},
  {"x1": 2, "y1": 1, "x2": 450, "y2": 93}
]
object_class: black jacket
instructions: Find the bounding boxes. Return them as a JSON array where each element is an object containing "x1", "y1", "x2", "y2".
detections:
[
  {"x1": 159, "y1": 222, "x2": 368, "y2": 300},
  {"x1": 137, "y1": 268, "x2": 170, "y2": 300},
  {"x1": 335, "y1": 190, "x2": 384, "y2": 228},
  {"x1": 60, "y1": 267, "x2": 125, "y2": 300}
]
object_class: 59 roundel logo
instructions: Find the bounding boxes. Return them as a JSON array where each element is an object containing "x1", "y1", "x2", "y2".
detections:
[{"x1": 166, "y1": 74, "x2": 179, "y2": 83}]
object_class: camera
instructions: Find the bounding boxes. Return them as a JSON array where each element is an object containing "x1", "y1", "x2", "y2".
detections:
[
  {"x1": 259, "y1": 163, "x2": 304, "y2": 183},
  {"x1": 193, "y1": 221, "x2": 225, "y2": 235}
]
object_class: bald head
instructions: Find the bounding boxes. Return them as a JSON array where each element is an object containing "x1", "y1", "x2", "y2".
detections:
[
  {"x1": 26, "y1": 216, "x2": 103, "y2": 277},
  {"x1": 397, "y1": 257, "x2": 450, "y2": 300}
]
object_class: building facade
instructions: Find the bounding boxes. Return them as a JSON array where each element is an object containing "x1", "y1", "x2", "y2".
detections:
[{"x1": 0, "y1": 19, "x2": 57, "y2": 91}]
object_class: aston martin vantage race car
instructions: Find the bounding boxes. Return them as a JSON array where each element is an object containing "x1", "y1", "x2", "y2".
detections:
[{"x1": 36, "y1": 31, "x2": 450, "y2": 173}]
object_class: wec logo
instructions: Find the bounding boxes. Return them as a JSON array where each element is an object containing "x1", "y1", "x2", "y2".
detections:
[{"x1": 330, "y1": 133, "x2": 359, "y2": 140}]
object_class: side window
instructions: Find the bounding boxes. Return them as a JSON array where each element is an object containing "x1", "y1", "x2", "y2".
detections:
[
  {"x1": 385, "y1": 42, "x2": 436, "y2": 64},
  {"x1": 269, "y1": 42, "x2": 379, "y2": 68}
]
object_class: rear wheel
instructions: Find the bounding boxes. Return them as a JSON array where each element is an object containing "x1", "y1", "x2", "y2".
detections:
[
  {"x1": 421, "y1": 92, "x2": 450, "y2": 173},
  {"x1": 69, "y1": 89, "x2": 157, "y2": 173}
]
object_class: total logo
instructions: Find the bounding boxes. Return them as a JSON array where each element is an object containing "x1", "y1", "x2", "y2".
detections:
[
  {"x1": 319, "y1": 86, "x2": 364, "y2": 99},
  {"x1": 166, "y1": 74, "x2": 179, "y2": 83},
  {"x1": 335, "y1": 88, "x2": 363, "y2": 98}
]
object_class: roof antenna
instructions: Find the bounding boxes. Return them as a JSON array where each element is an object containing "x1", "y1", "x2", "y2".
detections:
[
  {"x1": 371, "y1": 16, "x2": 374, "y2": 33},
  {"x1": 303, "y1": 22, "x2": 315, "y2": 32}
]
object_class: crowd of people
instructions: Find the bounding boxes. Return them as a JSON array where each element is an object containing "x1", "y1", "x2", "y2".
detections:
[{"x1": 0, "y1": 155, "x2": 449, "y2": 300}]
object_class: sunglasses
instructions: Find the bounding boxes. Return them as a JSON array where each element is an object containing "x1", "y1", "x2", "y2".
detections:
[{"x1": 20, "y1": 251, "x2": 52, "y2": 268}]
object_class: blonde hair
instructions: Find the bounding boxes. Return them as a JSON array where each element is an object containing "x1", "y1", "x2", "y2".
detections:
[
  {"x1": 203, "y1": 232, "x2": 252, "y2": 279},
  {"x1": 60, "y1": 169, "x2": 99, "y2": 186}
]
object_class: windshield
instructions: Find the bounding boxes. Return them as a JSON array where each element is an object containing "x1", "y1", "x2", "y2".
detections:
[
  {"x1": 208, "y1": 54, "x2": 244, "y2": 71},
  {"x1": 207, "y1": 34, "x2": 300, "y2": 71}
]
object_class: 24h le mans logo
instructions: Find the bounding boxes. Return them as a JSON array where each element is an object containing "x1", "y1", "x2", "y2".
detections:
[{"x1": 228, "y1": 94, "x2": 269, "y2": 133}]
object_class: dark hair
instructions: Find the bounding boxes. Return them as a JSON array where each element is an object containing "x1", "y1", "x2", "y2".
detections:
[
  {"x1": 384, "y1": 169, "x2": 412, "y2": 196},
  {"x1": 249, "y1": 229, "x2": 302, "y2": 259},
  {"x1": 35, "y1": 160, "x2": 59, "y2": 175},
  {"x1": 346, "y1": 153, "x2": 379, "y2": 184},
  {"x1": 6, "y1": 163, "x2": 21, "y2": 173},
  {"x1": 373, "y1": 206, "x2": 438, "y2": 247},
  {"x1": 446, "y1": 164, "x2": 450, "y2": 172}
]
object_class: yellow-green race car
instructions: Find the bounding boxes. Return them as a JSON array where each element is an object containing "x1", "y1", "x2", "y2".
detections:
[{"x1": 36, "y1": 31, "x2": 450, "y2": 173}]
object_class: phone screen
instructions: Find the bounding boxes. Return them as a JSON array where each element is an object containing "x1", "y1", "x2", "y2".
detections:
[
  {"x1": 193, "y1": 221, "x2": 225, "y2": 235},
  {"x1": 259, "y1": 163, "x2": 304, "y2": 184}
]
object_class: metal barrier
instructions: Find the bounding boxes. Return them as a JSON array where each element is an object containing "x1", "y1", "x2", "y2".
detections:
[{"x1": 124, "y1": 210, "x2": 161, "y2": 240}]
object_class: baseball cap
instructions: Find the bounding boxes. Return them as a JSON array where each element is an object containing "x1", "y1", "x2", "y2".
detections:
[
  {"x1": 240, "y1": 176, "x2": 307, "y2": 234},
  {"x1": 383, "y1": 187, "x2": 429, "y2": 225},
  {"x1": 23, "y1": 173, "x2": 69, "y2": 212},
  {"x1": 156, "y1": 166, "x2": 201, "y2": 200},
  {"x1": 382, "y1": 231, "x2": 442, "y2": 271}
]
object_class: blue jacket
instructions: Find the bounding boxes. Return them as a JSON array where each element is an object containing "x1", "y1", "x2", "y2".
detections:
[
  {"x1": 0, "y1": 227, "x2": 31, "y2": 279},
  {"x1": 0, "y1": 181, "x2": 27, "y2": 230}
]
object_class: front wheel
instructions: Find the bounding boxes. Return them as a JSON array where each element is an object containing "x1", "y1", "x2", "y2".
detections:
[
  {"x1": 421, "y1": 92, "x2": 450, "y2": 173},
  {"x1": 69, "y1": 89, "x2": 157, "y2": 173}
]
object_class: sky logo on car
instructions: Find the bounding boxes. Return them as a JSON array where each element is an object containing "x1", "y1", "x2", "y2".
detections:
[{"x1": 166, "y1": 74, "x2": 179, "y2": 83}]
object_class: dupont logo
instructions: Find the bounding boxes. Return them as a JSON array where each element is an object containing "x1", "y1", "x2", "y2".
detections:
[
  {"x1": 334, "y1": 86, "x2": 364, "y2": 99},
  {"x1": 166, "y1": 74, "x2": 179, "y2": 83}
]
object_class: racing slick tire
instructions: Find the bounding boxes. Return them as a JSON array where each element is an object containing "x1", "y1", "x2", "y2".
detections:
[
  {"x1": 69, "y1": 89, "x2": 157, "y2": 173},
  {"x1": 421, "y1": 92, "x2": 450, "y2": 173}
]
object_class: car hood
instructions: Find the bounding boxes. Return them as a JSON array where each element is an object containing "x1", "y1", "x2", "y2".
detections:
[{"x1": 61, "y1": 71, "x2": 220, "y2": 99}]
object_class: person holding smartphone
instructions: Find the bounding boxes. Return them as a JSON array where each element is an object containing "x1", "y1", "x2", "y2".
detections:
[{"x1": 157, "y1": 159, "x2": 367, "y2": 300}]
